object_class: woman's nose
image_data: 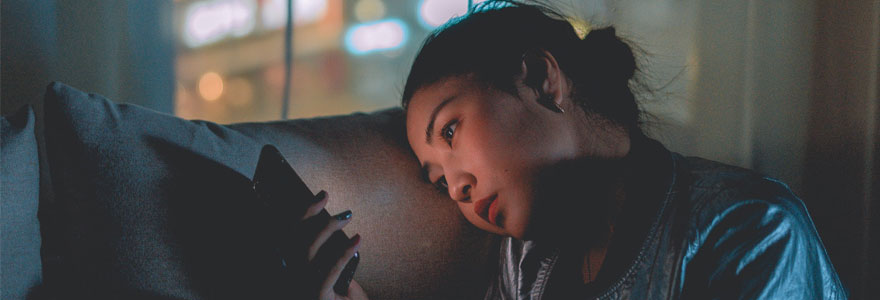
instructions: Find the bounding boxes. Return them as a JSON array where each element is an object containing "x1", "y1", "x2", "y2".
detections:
[{"x1": 448, "y1": 173, "x2": 475, "y2": 203}]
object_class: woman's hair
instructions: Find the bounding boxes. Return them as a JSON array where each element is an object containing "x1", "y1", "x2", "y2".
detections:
[{"x1": 401, "y1": 0, "x2": 645, "y2": 133}]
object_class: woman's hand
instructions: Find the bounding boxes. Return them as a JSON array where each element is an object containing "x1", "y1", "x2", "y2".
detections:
[{"x1": 296, "y1": 190, "x2": 368, "y2": 300}]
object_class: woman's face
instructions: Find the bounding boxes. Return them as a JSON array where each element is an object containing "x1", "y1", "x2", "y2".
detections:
[{"x1": 405, "y1": 74, "x2": 586, "y2": 240}]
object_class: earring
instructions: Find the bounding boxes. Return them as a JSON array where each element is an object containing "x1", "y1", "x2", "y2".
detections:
[
  {"x1": 539, "y1": 94, "x2": 565, "y2": 113},
  {"x1": 554, "y1": 102, "x2": 565, "y2": 113}
]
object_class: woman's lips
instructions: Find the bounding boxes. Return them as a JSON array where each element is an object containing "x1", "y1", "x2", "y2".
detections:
[
  {"x1": 488, "y1": 196, "x2": 500, "y2": 226},
  {"x1": 474, "y1": 194, "x2": 498, "y2": 226}
]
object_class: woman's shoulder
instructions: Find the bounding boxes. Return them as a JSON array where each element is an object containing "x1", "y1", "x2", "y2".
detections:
[
  {"x1": 669, "y1": 154, "x2": 848, "y2": 299},
  {"x1": 671, "y1": 154, "x2": 810, "y2": 226},
  {"x1": 669, "y1": 154, "x2": 828, "y2": 268}
]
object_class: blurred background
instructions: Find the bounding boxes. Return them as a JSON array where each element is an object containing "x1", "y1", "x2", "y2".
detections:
[{"x1": 2, "y1": 0, "x2": 877, "y2": 298}]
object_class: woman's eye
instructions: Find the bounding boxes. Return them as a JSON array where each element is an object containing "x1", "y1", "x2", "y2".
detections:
[{"x1": 441, "y1": 120, "x2": 457, "y2": 145}]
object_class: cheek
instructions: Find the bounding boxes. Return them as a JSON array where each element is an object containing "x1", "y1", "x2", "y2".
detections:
[
  {"x1": 466, "y1": 117, "x2": 552, "y2": 193},
  {"x1": 456, "y1": 104, "x2": 561, "y2": 238},
  {"x1": 457, "y1": 141, "x2": 544, "y2": 238},
  {"x1": 469, "y1": 108, "x2": 554, "y2": 168},
  {"x1": 465, "y1": 122, "x2": 528, "y2": 173}
]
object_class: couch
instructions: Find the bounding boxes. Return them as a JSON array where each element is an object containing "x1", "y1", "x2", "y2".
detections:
[{"x1": 1, "y1": 82, "x2": 494, "y2": 299}]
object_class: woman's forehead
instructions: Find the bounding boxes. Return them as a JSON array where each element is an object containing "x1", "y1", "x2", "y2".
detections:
[
  {"x1": 405, "y1": 75, "x2": 489, "y2": 141},
  {"x1": 404, "y1": 98, "x2": 432, "y2": 146},
  {"x1": 404, "y1": 95, "x2": 440, "y2": 146},
  {"x1": 406, "y1": 79, "x2": 463, "y2": 122}
]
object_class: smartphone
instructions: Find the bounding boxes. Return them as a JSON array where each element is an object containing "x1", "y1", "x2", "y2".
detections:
[{"x1": 252, "y1": 144, "x2": 359, "y2": 296}]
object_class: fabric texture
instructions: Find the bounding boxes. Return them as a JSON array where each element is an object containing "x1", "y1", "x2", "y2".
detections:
[
  {"x1": 38, "y1": 82, "x2": 493, "y2": 299},
  {"x1": 483, "y1": 134, "x2": 848, "y2": 300},
  {"x1": 40, "y1": 82, "x2": 278, "y2": 299},
  {"x1": 1, "y1": 105, "x2": 43, "y2": 300}
]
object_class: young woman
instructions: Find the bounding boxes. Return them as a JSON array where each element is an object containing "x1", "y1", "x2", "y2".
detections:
[{"x1": 300, "y1": 1, "x2": 847, "y2": 299}]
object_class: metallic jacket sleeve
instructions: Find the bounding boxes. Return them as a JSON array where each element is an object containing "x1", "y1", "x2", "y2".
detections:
[{"x1": 679, "y1": 181, "x2": 848, "y2": 300}]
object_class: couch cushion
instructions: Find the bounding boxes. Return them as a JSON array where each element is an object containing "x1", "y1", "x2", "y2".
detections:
[
  {"x1": 1, "y1": 105, "x2": 43, "y2": 300},
  {"x1": 231, "y1": 112, "x2": 494, "y2": 300},
  {"x1": 41, "y1": 82, "x2": 492, "y2": 299},
  {"x1": 41, "y1": 82, "x2": 281, "y2": 299}
]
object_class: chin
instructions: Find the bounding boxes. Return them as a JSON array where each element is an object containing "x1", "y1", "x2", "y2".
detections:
[
  {"x1": 497, "y1": 216, "x2": 532, "y2": 240},
  {"x1": 460, "y1": 202, "x2": 535, "y2": 239},
  {"x1": 507, "y1": 230, "x2": 528, "y2": 240},
  {"x1": 460, "y1": 210, "x2": 505, "y2": 236},
  {"x1": 484, "y1": 222, "x2": 509, "y2": 236}
]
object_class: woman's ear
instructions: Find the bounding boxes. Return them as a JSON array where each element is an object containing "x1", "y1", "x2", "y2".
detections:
[{"x1": 521, "y1": 49, "x2": 566, "y2": 111}]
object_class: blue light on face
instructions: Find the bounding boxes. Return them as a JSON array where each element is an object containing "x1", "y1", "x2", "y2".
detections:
[{"x1": 344, "y1": 18, "x2": 409, "y2": 56}]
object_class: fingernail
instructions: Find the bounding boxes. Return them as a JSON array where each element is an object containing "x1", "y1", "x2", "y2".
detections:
[
  {"x1": 333, "y1": 210, "x2": 352, "y2": 221},
  {"x1": 351, "y1": 234, "x2": 361, "y2": 246},
  {"x1": 315, "y1": 190, "x2": 327, "y2": 202}
]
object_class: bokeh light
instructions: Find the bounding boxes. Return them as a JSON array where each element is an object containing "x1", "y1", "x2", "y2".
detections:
[
  {"x1": 183, "y1": 0, "x2": 256, "y2": 48},
  {"x1": 417, "y1": 0, "x2": 488, "y2": 29},
  {"x1": 198, "y1": 72, "x2": 225, "y2": 101},
  {"x1": 344, "y1": 19, "x2": 407, "y2": 55},
  {"x1": 262, "y1": 0, "x2": 329, "y2": 30}
]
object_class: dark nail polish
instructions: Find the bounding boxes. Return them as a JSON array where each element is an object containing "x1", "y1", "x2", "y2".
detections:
[
  {"x1": 334, "y1": 210, "x2": 352, "y2": 221},
  {"x1": 351, "y1": 234, "x2": 361, "y2": 246},
  {"x1": 315, "y1": 190, "x2": 327, "y2": 202}
]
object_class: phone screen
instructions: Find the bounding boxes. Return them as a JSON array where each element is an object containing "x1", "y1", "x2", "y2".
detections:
[{"x1": 252, "y1": 144, "x2": 359, "y2": 296}]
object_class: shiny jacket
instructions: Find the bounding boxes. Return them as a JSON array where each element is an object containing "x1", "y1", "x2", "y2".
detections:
[{"x1": 483, "y1": 135, "x2": 848, "y2": 299}]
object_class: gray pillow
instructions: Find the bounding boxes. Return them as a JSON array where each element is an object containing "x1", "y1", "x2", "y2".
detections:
[
  {"x1": 41, "y1": 82, "x2": 279, "y2": 299},
  {"x1": 41, "y1": 82, "x2": 492, "y2": 299},
  {"x1": 1, "y1": 105, "x2": 43, "y2": 300},
  {"x1": 230, "y1": 112, "x2": 494, "y2": 300}
]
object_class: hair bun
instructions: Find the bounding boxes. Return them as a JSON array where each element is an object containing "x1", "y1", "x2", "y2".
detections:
[{"x1": 582, "y1": 26, "x2": 636, "y2": 83}]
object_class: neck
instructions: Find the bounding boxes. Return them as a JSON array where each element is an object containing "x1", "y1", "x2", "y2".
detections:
[
  {"x1": 576, "y1": 176, "x2": 626, "y2": 285},
  {"x1": 582, "y1": 244, "x2": 608, "y2": 284},
  {"x1": 530, "y1": 152, "x2": 630, "y2": 248},
  {"x1": 572, "y1": 114, "x2": 632, "y2": 160}
]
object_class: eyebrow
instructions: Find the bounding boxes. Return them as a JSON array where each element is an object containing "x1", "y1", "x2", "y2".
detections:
[{"x1": 425, "y1": 95, "x2": 458, "y2": 145}]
